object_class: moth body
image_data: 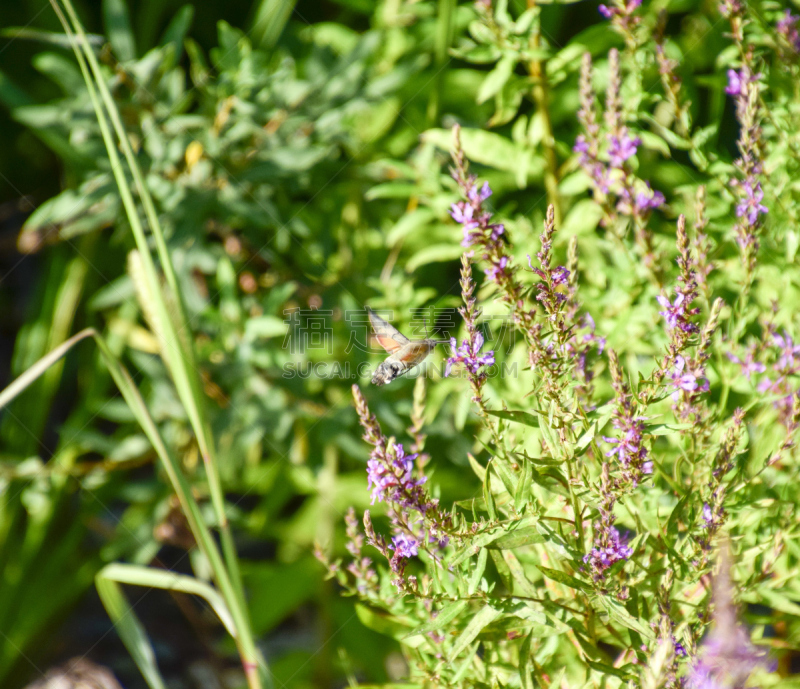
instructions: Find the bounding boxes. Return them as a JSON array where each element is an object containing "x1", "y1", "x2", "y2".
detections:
[{"x1": 367, "y1": 309, "x2": 441, "y2": 386}]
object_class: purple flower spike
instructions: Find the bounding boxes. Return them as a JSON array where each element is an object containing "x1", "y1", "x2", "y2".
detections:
[
  {"x1": 669, "y1": 355, "x2": 709, "y2": 401},
  {"x1": 727, "y1": 346, "x2": 766, "y2": 381},
  {"x1": 688, "y1": 547, "x2": 774, "y2": 688}
]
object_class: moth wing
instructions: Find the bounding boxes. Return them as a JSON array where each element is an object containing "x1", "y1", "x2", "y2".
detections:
[
  {"x1": 368, "y1": 308, "x2": 410, "y2": 354},
  {"x1": 396, "y1": 341, "x2": 434, "y2": 365}
]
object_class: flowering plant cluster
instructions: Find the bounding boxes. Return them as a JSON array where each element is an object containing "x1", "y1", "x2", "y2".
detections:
[{"x1": 312, "y1": 1, "x2": 800, "y2": 685}]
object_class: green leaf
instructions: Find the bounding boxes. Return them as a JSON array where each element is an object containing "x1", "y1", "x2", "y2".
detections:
[
  {"x1": 95, "y1": 571, "x2": 168, "y2": 689},
  {"x1": 512, "y1": 451, "x2": 561, "y2": 467},
  {"x1": 422, "y1": 127, "x2": 542, "y2": 183},
  {"x1": 251, "y1": 0, "x2": 297, "y2": 47},
  {"x1": 587, "y1": 659, "x2": 636, "y2": 680},
  {"x1": 503, "y1": 550, "x2": 537, "y2": 598},
  {"x1": 102, "y1": 0, "x2": 136, "y2": 61},
  {"x1": 448, "y1": 604, "x2": 503, "y2": 661},
  {"x1": 486, "y1": 409, "x2": 540, "y2": 427},
  {"x1": 468, "y1": 453, "x2": 486, "y2": 481},
  {"x1": 356, "y1": 605, "x2": 425, "y2": 648},
  {"x1": 560, "y1": 199, "x2": 604, "y2": 237},
  {"x1": 0, "y1": 329, "x2": 95, "y2": 411},
  {"x1": 748, "y1": 588, "x2": 800, "y2": 617},
  {"x1": 468, "y1": 548, "x2": 488, "y2": 595},
  {"x1": 595, "y1": 596, "x2": 653, "y2": 638},
  {"x1": 0, "y1": 27, "x2": 104, "y2": 49},
  {"x1": 514, "y1": 457, "x2": 532, "y2": 512},
  {"x1": 406, "y1": 244, "x2": 463, "y2": 272},
  {"x1": 519, "y1": 632, "x2": 534, "y2": 689},
  {"x1": 477, "y1": 54, "x2": 516, "y2": 104},
  {"x1": 647, "y1": 423, "x2": 694, "y2": 435},
  {"x1": 484, "y1": 460, "x2": 498, "y2": 520},
  {"x1": 159, "y1": 5, "x2": 194, "y2": 65},
  {"x1": 404, "y1": 600, "x2": 469, "y2": 638},
  {"x1": 536, "y1": 565, "x2": 591, "y2": 593},
  {"x1": 638, "y1": 131, "x2": 671, "y2": 158},
  {"x1": 244, "y1": 559, "x2": 319, "y2": 635},
  {"x1": 489, "y1": 526, "x2": 544, "y2": 550},
  {"x1": 666, "y1": 494, "x2": 690, "y2": 535}
]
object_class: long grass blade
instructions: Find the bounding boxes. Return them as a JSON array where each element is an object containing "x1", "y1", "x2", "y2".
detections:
[
  {"x1": 99, "y1": 563, "x2": 237, "y2": 636},
  {"x1": 55, "y1": 0, "x2": 246, "y2": 615},
  {"x1": 0, "y1": 328, "x2": 95, "y2": 412},
  {"x1": 47, "y1": 4, "x2": 266, "y2": 685},
  {"x1": 95, "y1": 575, "x2": 167, "y2": 689}
]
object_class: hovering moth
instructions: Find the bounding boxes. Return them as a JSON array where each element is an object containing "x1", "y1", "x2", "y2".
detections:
[{"x1": 368, "y1": 308, "x2": 443, "y2": 386}]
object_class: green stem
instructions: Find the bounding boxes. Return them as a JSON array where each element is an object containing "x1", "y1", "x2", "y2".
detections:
[{"x1": 528, "y1": 4, "x2": 560, "y2": 224}]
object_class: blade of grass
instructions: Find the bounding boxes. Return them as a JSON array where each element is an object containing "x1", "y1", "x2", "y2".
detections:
[
  {"x1": 95, "y1": 575, "x2": 167, "y2": 689},
  {"x1": 251, "y1": 0, "x2": 297, "y2": 48},
  {"x1": 48, "y1": 4, "x2": 264, "y2": 684},
  {"x1": 0, "y1": 328, "x2": 95, "y2": 412},
  {"x1": 56, "y1": 0, "x2": 246, "y2": 618},
  {"x1": 102, "y1": 0, "x2": 136, "y2": 61},
  {"x1": 99, "y1": 563, "x2": 237, "y2": 636}
]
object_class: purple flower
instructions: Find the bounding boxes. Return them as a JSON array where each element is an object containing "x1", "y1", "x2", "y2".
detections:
[
  {"x1": 689, "y1": 627, "x2": 773, "y2": 689},
  {"x1": 777, "y1": 10, "x2": 800, "y2": 51},
  {"x1": 551, "y1": 266, "x2": 570, "y2": 285},
  {"x1": 726, "y1": 347, "x2": 766, "y2": 380},
  {"x1": 450, "y1": 177, "x2": 507, "y2": 255},
  {"x1": 489, "y1": 223, "x2": 504, "y2": 242},
  {"x1": 725, "y1": 67, "x2": 762, "y2": 99},
  {"x1": 725, "y1": 68, "x2": 742, "y2": 96},
  {"x1": 674, "y1": 638, "x2": 688, "y2": 657},
  {"x1": 450, "y1": 202, "x2": 477, "y2": 228},
  {"x1": 484, "y1": 256, "x2": 509, "y2": 283},
  {"x1": 688, "y1": 546, "x2": 772, "y2": 689},
  {"x1": 701, "y1": 503, "x2": 714, "y2": 528},
  {"x1": 468, "y1": 181, "x2": 492, "y2": 203},
  {"x1": 598, "y1": 0, "x2": 641, "y2": 19},
  {"x1": 719, "y1": 0, "x2": 743, "y2": 17},
  {"x1": 445, "y1": 333, "x2": 495, "y2": 377},
  {"x1": 607, "y1": 132, "x2": 641, "y2": 167},
  {"x1": 773, "y1": 332, "x2": 800, "y2": 372},
  {"x1": 735, "y1": 181, "x2": 768, "y2": 225},
  {"x1": 583, "y1": 527, "x2": 633, "y2": 572},
  {"x1": 366, "y1": 442, "x2": 427, "y2": 508},
  {"x1": 635, "y1": 185, "x2": 665, "y2": 212},
  {"x1": 574, "y1": 135, "x2": 590, "y2": 155},
  {"x1": 604, "y1": 423, "x2": 649, "y2": 470},
  {"x1": 669, "y1": 355, "x2": 709, "y2": 397},
  {"x1": 656, "y1": 292, "x2": 685, "y2": 329},
  {"x1": 391, "y1": 532, "x2": 419, "y2": 559}
]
